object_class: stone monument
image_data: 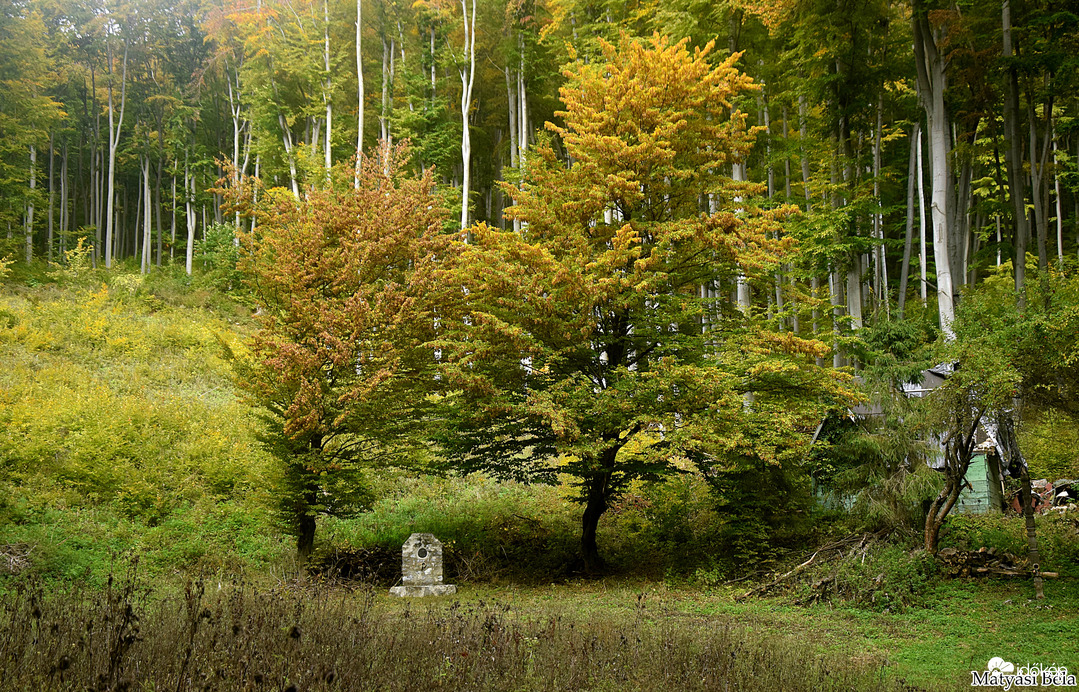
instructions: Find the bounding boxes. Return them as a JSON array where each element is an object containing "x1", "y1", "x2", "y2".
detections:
[{"x1": 389, "y1": 533, "x2": 456, "y2": 597}]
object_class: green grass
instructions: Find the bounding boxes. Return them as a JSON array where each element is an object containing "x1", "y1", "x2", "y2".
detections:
[{"x1": 420, "y1": 577, "x2": 1077, "y2": 690}]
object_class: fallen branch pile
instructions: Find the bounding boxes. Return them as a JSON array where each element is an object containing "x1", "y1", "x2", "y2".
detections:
[
  {"x1": 736, "y1": 531, "x2": 888, "y2": 602},
  {"x1": 1, "y1": 543, "x2": 31, "y2": 576}
]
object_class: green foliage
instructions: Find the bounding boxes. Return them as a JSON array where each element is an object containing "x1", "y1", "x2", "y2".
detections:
[
  {"x1": 857, "y1": 317, "x2": 938, "y2": 390},
  {"x1": 0, "y1": 279, "x2": 284, "y2": 582},
  {"x1": 708, "y1": 461, "x2": 820, "y2": 572},
  {"x1": 195, "y1": 222, "x2": 243, "y2": 293},
  {"x1": 1020, "y1": 409, "x2": 1079, "y2": 479},
  {"x1": 431, "y1": 33, "x2": 853, "y2": 570},
  {"x1": 953, "y1": 265, "x2": 1079, "y2": 415},
  {"x1": 325, "y1": 473, "x2": 582, "y2": 581},
  {"x1": 226, "y1": 143, "x2": 450, "y2": 558},
  {"x1": 941, "y1": 512, "x2": 1079, "y2": 578},
  {"x1": 823, "y1": 544, "x2": 940, "y2": 612}
]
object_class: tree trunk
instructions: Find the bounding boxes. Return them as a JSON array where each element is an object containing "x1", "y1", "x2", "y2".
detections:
[
  {"x1": 846, "y1": 258, "x2": 863, "y2": 330},
  {"x1": 999, "y1": 410, "x2": 1044, "y2": 599},
  {"x1": 916, "y1": 125, "x2": 928, "y2": 304},
  {"x1": 580, "y1": 465, "x2": 614, "y2": 574},
  {"x1": 154, "y1": 127, "x2": 164, "y2": 265},
  {"x1": 141, "y1": 155, "x2": 152, "y2": 274},
  {"x1": 1054, "y1": 125, "x2": 1064, "y2": 268},
  {"x1": 1003, "y1": 0, "x2": 1029, "y2": 305},
  {"x1": 459, "y1": 0, "x2": 477, "y2": 230},
  {"x1": 47, "y1": 134, "x2": 54, "y2": 263},
  {"x1": 899, "y1": 123, "x2": 918, "y2": 316},
  {"x1": 506, "y1": 64, "x2": 521, "y2": 233},
  {"x1": 170, "y1": 172, "x2": 176, "y2": 262},
  {"x1": 104, "y1": 40, "x2": 128, "y2": 269},
  {"x1": 355, "y1": 0, "x2": 364, "y2": 186},
  {"x1": 913, "y1": 6, "x2": 955, "y2": 339},
  {"x1": 297, "y1": 490, "x2": 318, "y2": 563},
  {"x1": 873, "y1": 99, "x2": 888, "y2": 316},
  {"x1": 185, "y1": 158, "x2": 195, "y2": 276},
  {"x1": 924, "y1": 479, "x2": 961, "y2": 553},
  {"x1": 798, "y1": 93, "x2": 811, "y2": 210},
  {"x1": 734, "y1": 160, "x2": 750, "y2": 311},
  {"x1": 1020, "y1": 472, "x2": 1045, "y2": 599},
  {"x1": 1028, "y1": 100, "x2": 1052, "y2": 272},
  {"x1": 323, "y1": 0, "x2": 332, "y2": 177},
  {"x1": 380, "y1": 21, "x2": 392, "y2": 147},
  {"x1": 25, "y1": 144, "x2": 36, "y2": 263},
  {"x1": 60, "y1": 141, "x2": 68, "y2": 259},
  {"x1": 506, "y1": 67, "x2": 518, "y2": 169},
  {"x1": 830, "y1": 267, "x2": 844, "y2": 367}
]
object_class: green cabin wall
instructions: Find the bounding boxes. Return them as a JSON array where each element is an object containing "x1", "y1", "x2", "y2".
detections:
[{"x1": 956, "y1": 453, "x2": 1005, "y2": 514}]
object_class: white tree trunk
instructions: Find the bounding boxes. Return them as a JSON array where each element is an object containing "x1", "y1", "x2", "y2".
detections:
[
  {"x1": 104, "y1": 40, "x2": 128, "y2": 269},
  {"x1": 459, "y1": 0, "x2": 477, "y2": 230},
  {"x1": 279, "y1": 114, "x2": 299, "y2": 199},
  {"x1": 185, "y1": 159, "x2": 195, "y2": 276},
  {"x1": 913, "y1": 10, "x2": 954, "y2": 338},
  {"x1": 25, "y1": 144, "x2": 36, "y2": 263},
  {"x1": 323, "y1": 0, "x2": 332, "y2": 177},
  {"x1": 1053, "y1": 123, "x2": 1064, "y2": 268},
  {"x1": 733, "y1": 160, "x2": 750, "y2": 312},
  {"x1": 355, "y1": 0, "x2": 364, "y2": 186},
  {"x1": 141, "y1": 155, "x2": 152, "y2": 274}
]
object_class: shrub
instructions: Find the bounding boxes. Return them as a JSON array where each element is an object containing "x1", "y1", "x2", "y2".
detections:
[{"x1": 942, "y1": 512, "x2": 1079, "y2": 577}]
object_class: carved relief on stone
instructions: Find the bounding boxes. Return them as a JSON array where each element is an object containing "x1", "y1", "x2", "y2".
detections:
[{"x1": 389, "y1": 533, "x2": 457, "y2": 597}]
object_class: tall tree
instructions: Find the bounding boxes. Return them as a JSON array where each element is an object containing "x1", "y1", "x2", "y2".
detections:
[
  {"x1": 457, "y1": 0, "x2": 477, "y2": 228},
  {"x1": 432, "y1": 34, "x2": 850, "y2": 571},
  {"x1": 226, "y1": 144, "x2": 449, "y2": 560},
  {"x1": 912, "y1": 0, "x2": 956, "y2": 338},
  {"x1": 102, "y1": 24, "x2": 128, "y2": 269}
]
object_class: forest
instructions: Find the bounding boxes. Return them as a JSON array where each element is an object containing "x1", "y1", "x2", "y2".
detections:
[{"x1": 1, "y1": 0, "x2": 1079, "y2": 690}]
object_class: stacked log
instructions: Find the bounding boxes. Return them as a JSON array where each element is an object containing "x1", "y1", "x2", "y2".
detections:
[{"x1": 936, "y1": 546, "x2": 1058, "y2": 578}]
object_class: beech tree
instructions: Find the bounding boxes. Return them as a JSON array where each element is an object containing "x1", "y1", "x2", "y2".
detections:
[
  {"x1": 226, "y1": 144, "x2": 448, "y2": 560},
  {"x1": 431, "y1": 34, "x2": 852, "y2": 572}
]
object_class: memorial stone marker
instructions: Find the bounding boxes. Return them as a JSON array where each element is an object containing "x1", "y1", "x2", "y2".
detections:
[{"x1": 389, "y1": 533, "x2": 457, "y2": 597}]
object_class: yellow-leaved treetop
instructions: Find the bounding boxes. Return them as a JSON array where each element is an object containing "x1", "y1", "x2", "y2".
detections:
[{"x1": 429, "y1": 34, "x2": 852, "y2": 572}]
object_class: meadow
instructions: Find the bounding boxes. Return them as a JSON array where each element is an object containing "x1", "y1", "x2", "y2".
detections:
[{"x1": 1, "y1": 264, "x2": 1076, "y2": 691}]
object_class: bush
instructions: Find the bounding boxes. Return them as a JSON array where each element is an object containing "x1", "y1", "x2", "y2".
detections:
[
  {"x1": 322, "y1": 473, "x2": 583, "y2": 582},
  {"x1": 196, "y1": 222, "x2": 244, "y2": 293},
  {"x1": 942, "y1": 512, "x2": 1079, "y2": 577},
  {"x1": 1020, "y1": 408, "x2": 1079, "y2": 480},
  {"x1": 0, "y1": 280, "x2": 281, "y2": 582}
]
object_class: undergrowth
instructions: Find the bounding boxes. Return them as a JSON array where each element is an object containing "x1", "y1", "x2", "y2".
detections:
[{"x1": 0, "y1": 569, "x2": 907, "y2": 692}]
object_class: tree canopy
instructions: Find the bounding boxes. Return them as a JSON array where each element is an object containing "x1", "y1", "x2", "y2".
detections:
[{"x1": 428, "y1": 34, "x2": 853, "y2": 570}]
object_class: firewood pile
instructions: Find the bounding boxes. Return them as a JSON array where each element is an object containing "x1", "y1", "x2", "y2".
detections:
[{"x1": 935, "y1": 546, "x2": 1058, "y2": 578}]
